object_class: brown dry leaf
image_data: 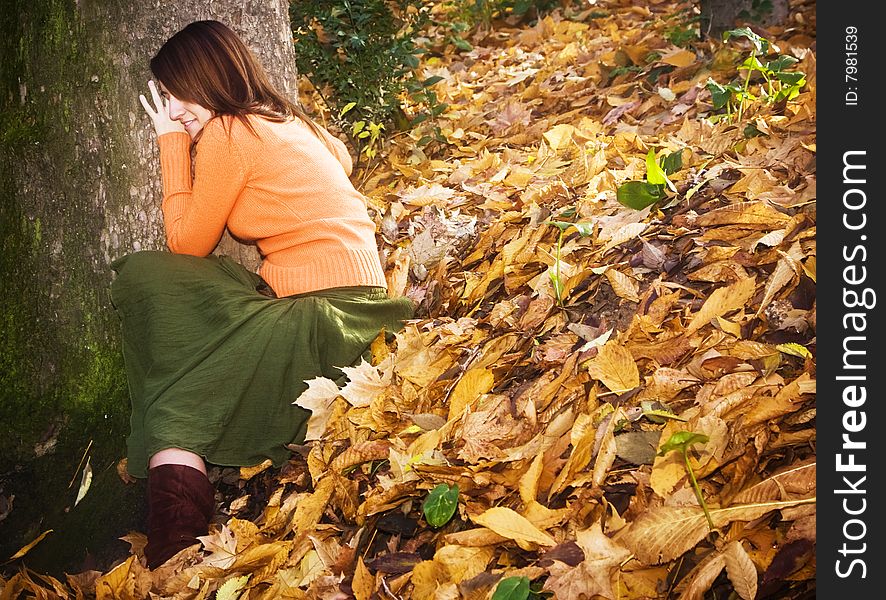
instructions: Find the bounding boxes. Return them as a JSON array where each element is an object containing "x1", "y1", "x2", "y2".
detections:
[
  {"x1": 660, "y1": 47, "x2": 697, "y2": 68},
  {"x1": 693, "y1": 201, "x2": 792, "y2": 228},
  {"x1": 94, "y1": 555, "x2": 151, "y2": 600},
  {"x1": 586, "y1": 341, "x2": 640, "y2": 393},
  {"x1": 434, "y1": 545, "x2": 494, "y2": 584},
  {"x1": 543, "y1": 522, "x2": 631, "y2": 600},
  {"x1": 410, "y1": 559, "x2": 446, "y2": 600},
  {"x1": 685, "y1": 277, "x2": 756, "y2": 334},
  {"x1": 724, "y1": 540, "x2": 758, "y2": 600},
  {"x1": 471, "y1": 506, "x2": 557, "y2": 549},
  {"x1": 604, "y1": 268, "x2": 641, "y2": 303},
  {"x1": 618, "y1": 498, "x2": 816, "y2": 565},
  {"x1": 731, "y1": 460, "x2": 816, "y2": 504},
  {"x1": 676, "y1": 551, "x2": 726, "y2": 600}
]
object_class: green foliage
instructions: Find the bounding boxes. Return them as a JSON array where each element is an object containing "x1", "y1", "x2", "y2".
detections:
[
  {"x1": 289, "y1": 0, "x2": 437, "y2": 163},
  {"x1": 662, "y1": 7, "x2": 700, "y2": 47},
  {"x1": 705, "y1": 27, "x2": 807, "y2": 124},
  {"x1": 423, "y1": 483, "x2": 459, "y2": 527},
  {"x1": 616, "y1": 148, "x2": 681, "y2": 211},
  {"x1": 492, "y1": 576, "x2": 531, "y2": 600}
]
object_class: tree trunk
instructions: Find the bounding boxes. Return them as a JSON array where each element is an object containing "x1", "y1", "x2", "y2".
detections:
[
  {"x1": 0, "y1": 0, "x2": 298, "y2": 576},
  {"x1": 699, "y1": 0, "x2": 790, "y2": 40}
]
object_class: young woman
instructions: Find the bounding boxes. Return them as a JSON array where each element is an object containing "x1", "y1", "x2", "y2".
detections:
[{"x1": 111, "y1": 19, "x2": 413, "y2": 569}]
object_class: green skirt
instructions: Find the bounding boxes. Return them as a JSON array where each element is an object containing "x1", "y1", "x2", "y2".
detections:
[{"x1": 109, "y1": 250, "x2": 413, "y2": 478}]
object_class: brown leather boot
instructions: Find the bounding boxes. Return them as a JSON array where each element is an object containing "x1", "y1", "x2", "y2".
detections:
[{"x1": 144, "y1": 463, "x2": 216, "y2": 569}]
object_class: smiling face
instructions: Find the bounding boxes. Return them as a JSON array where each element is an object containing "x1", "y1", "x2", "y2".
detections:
[{"x1": 158, "y1": 82, "x2": 214, "y2": 139}]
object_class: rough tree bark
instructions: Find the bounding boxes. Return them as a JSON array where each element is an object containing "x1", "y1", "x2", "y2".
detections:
[{"x1": 1, "y1": 0, "x2": 299, "y2": 575}]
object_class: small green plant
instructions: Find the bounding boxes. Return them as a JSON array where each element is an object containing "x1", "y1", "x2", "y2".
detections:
[
  {"x1": 705, "y1": 27, "x2": 806, "y2": 124},
  {"x1": 423, "y1": 483, "x2": 459, "y2": 527},
  {"x1": 662, "y1": 6, "x2": 700, "y2": 47},
  {"x1": 616, "y1": 148, "x2": 682, "y2": 211},
  {"x1": 543, "y1": 219, "x2": 594, "y2": 306},
  {"x1": 658, "y1": 431, "x2": 715, "y2": 531}
]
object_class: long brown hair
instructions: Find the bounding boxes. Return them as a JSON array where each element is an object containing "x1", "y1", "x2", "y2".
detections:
[{"x1": 151, "y1": 19, "x2": 322, "y2": 140}]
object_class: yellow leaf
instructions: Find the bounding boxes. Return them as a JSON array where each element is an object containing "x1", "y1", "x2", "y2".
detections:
[
  {"x1": 410, "y1": 560, "x2": 445, "y2": 600},
  {"x1": 686, "y1": 277, "x2": 756, "y2": 334},
  {"x1": 291, "y1": 476, "x2": 336, "y2": 534},
  {"x1": 586, "y1": 341, "x2": 640, "y2": 393},
  {"x1": 95, "y1": 555, "x2": 136, "y2": 600},
  {"x1": 542, "y1": 124, "x2": 575, "y2": 151},
  {"x1": 472, "y1": 506, "x2": 556, "y2": 548},
  {"x1": 519, "y1": 452, "x2": 545, "y2": 505},
  {"x1": 239, "y1": 459, "x2": 273, "y2": 481},
  {"x1": 661, "y1": 48, "x2": 697, "y2": 67},
  {"x1": 433, "y1": 545, "x2": 494, "y2": 583},
  {"x1": 352, "y1": 556, "x2": 375, "y2": 600},
  {"x1": 448, "y1": 368, "x2": 495, "y2": 421},
  {"x1": 215, "y1": 575, "x2": 250, "y2": 600},
  {"x1": 8, "y1": 529, "x2": 52, "y2": 560},
  {"x1": 776, "y1": 342, "x2": 812, "y2": 360}
]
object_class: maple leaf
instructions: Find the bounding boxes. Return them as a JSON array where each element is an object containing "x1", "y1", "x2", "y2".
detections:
[
  {"x1": 293, "y1": 376, "x2": 341, "y2": 441},
  {"x1": 543, "y1": 522, "x2": 631, "y2": 600},
  {"x1": 339, "y1": 356, "x2": 393, "y2": 407},
  {"x1": 197, "y1": 523, "x2": 238, "y2": 569},
  {"x1": 489, "y1": 99, "x2": 532, "y2": 134}
]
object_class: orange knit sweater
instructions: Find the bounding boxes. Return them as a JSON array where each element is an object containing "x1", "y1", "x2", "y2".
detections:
[{"x1": 157, "y1": 114, "x2": 387, "y2": 297}]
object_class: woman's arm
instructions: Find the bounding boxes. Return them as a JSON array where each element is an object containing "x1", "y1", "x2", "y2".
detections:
[{"x1": 158, "y1": 123, "x2": 248, "y2": 256}]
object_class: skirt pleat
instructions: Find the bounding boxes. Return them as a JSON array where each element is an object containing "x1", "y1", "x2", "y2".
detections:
[{"x1": 110, "y1": 250, "x2": 413, "y2": 478}]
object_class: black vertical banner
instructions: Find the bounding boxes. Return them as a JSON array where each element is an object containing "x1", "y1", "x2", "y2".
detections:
[{"x1": 817, "y1": 3, "x2": 878, "y2": 596}]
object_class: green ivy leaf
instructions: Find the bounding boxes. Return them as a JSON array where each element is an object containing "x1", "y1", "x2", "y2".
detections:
[
  {"x1": 767, "y1": 55, "x2": 799, "y2": 72},
  {"x1": 660, "y1": 150, "x2": 683, "y2": 175},
  {"x1": 616, "y1": 180, "x2": 664, "y2": 210},
  {"x1": 706, "y1": 79, "x2": 733, "y2": 110},
  {"x1": 723, "y1": 27, "x2": 770, "y2": 54},
  {"x1": 492, "y1": 576, "x2": 530, "y2": 600},
  {"x1": 423, "y1": 484, "x2": 459, "y2": 528}
]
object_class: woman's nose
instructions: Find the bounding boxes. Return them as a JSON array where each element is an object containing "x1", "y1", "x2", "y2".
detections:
[{"x1": 168, "y1": 97, "x2": 185, "y2": 120}]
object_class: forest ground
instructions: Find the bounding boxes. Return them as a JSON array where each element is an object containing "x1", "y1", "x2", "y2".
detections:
[{"x1": 1, "y1": 1, "x2": 817, "y2": 598}]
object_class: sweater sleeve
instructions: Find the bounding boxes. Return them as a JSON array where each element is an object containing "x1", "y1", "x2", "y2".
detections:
[{"x1": 157, "y1": 122, "x2": 248, "y2": 256}]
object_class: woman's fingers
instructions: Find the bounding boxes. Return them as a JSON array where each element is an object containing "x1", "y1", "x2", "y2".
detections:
[
  {"x1": 138, "y1": 93, "x2": 155, "y2": 116},
  {"x1": 148, "y1": 79, "x2": 164, "y2": 109}
]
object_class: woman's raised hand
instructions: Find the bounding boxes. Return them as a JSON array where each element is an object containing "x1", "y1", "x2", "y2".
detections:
[{"x1": 139, "y1": 80, "x2": 186, "y2": 137}]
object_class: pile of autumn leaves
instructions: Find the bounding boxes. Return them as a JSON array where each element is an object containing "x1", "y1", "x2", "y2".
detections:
[{"x1": 3, "y1": 1, "x2": 817, "y2": 598}]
